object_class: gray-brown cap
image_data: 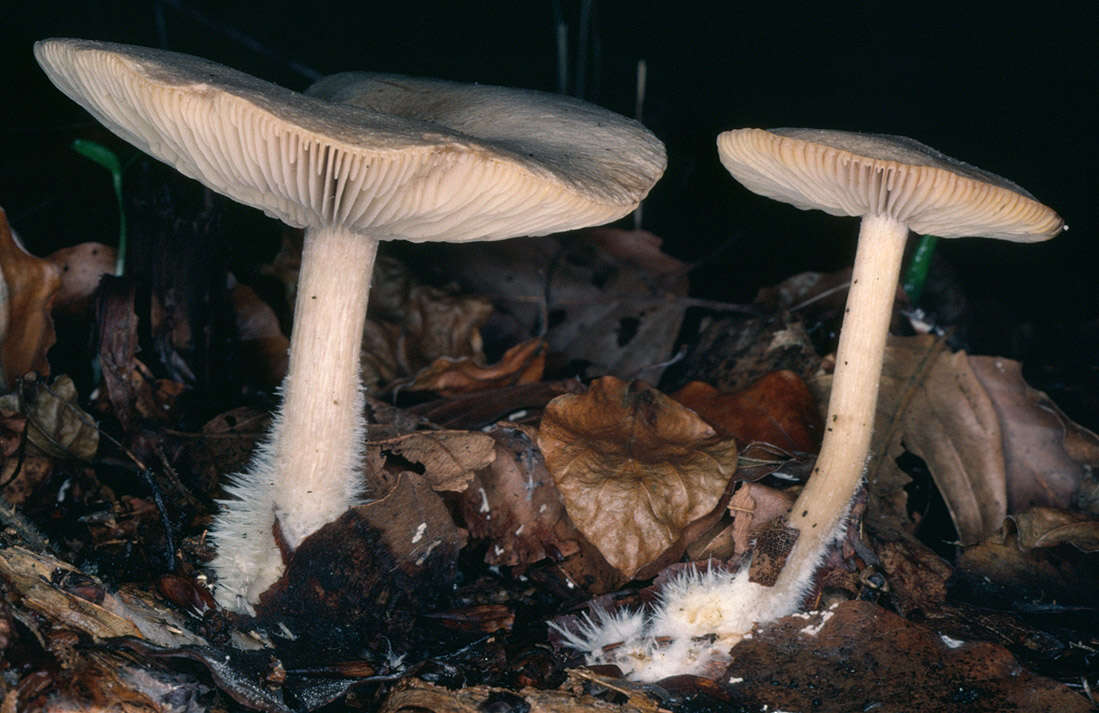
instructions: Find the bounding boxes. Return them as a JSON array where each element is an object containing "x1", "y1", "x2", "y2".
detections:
[
  {"x1": 34, "y1": 38, "x2": 666, "y2": 243},
  {"x1": 717, "y1": 128, "x2": 1063, "y2": 241}
]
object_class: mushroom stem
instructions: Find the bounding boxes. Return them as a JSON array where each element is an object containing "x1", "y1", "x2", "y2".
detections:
[
  {"x1": 782, "y1": 213, "x2": 908, "y2": 584},
  {"x1": 274, "y1": 225, "x2": 376, "y2": 546},
  {"x1": 211, "y1": 225, "x2": 377, "y2": 608}
]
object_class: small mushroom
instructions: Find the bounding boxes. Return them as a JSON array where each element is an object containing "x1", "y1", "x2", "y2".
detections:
[
  {"x1": 717, "y1": 128, "x2": 1063, "y2": 606},
  {"x1": 35, "y1": 38, "x2": 666, "y2": 612}
]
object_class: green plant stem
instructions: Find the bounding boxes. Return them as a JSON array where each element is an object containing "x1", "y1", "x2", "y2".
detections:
[
  {"x1": 71, "y1": 139, "x2": 126, "y2": 275},
  {"x1": 902, "y1": 234, "x2": 939, "y2": 304}
]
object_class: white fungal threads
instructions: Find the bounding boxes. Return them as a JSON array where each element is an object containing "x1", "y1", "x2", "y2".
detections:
[{"x1": 552, "y1": 505, "x2": 852, "y2": 681}]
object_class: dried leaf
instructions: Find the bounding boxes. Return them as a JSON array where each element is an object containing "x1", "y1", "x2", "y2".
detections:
[
  {"x1": 405, "y1": 338, "x2": 546, "y2": 396},
  {"x1": 0, "y1": 207, "x2": 62, "y2": 389},
  {"x1": 727, "y1": 482, "x2": 795, "y2": 555},
  {"x1": 96, "y1": 275, "x2": 139, "y2": 431},
  {"x1": 362, "y1": 284, "x2": 495, "y2": 392},
  {"x1": 818, "y1": 335, "x2": 1006, "y2": 544},
  {"x1": 428, "y1": 230, "x2": 689, "y2": 382},
  {"x1": 47, "y1": 241, "x2": 116, "y2": 317},
  {"x1": 0, "y1": 375, "x2": 98, "y2": 461},
  {"x1": 538, "y1": 376, "x2": 738, "y2": 578},
  {"x1": 1, "y1": 451, "x2": 53, "y2": 507},
  {"x1": 460, "y1": 423, "x2": 582, "y2": 567},
  {"x1": 822, "y1": 336, "x2": 1097, "y2": 546},
  {"x1": 671, "y1": 371, "x2": 823, "y2": 452},
  {"x1": 970, "y1": 356, "x2": 1091, "y2": 512},
  {"x1": 370, "y1": 430, "x2": 497, "y2": 493},
  {"x1": 1005, "y1": 507, "x2": 1099, "y2": 552}
]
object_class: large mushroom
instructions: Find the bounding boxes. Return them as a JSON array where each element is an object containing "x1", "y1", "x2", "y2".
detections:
[
  {"x1": 35, "y1": 38, "x2": 666, "y2": 612},
  {"x1": 717, "y1": 128, "x2": 1063, "y2": 619}
]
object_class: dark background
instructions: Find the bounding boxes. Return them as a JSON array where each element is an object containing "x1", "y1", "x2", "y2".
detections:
[{"x1": 3, "y1": 1, "x2": 1097, "y2": 422}]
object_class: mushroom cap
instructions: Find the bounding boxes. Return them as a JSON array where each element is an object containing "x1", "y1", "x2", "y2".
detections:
[
  {"x1": 717, "y1": 128, "x2": 1063, "y2": 242},
  {"x1": 34, "y1": 38, "x2": 666, "y2": 243}
]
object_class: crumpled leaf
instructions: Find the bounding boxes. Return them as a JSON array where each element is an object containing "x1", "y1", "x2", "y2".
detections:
[
  {"x1": 403, "y1": 338, "x2": 546, "y2": 396},
  {"x1": 0, "y1": 375, "x2": 98, "y2": 460},
  {"x1": 460, "y1": 423, "x2": 582, "y2": 567},
  {"x1": 813, "y1": 335, "x2": 999, "y2": 544},
  {"x1": 0, "y1": 409, "x2": 53, "y2": 506},
  {"x1": 721, "y1": 601, "x2": 1091, "y2": 713},
  {"x1": 47, "y1": 241, "x2": 116, "y2": 317},
  {"x1": 426, "y1": 229, "x2": 689, "y2": 382},
  {"x1": 538, "y1": 376, "x2": 738, "y2": 579},
  {"x1": 0, "y1": 207, "x2": 62, "y2": 389},
  {"x1": 727, "y1": 482, "x2": 796, "y2": 555},
  {"x1": 368, "y1": 430, "x2": 497, "y2": 494},
  {"x1": 1005, "y1": 507, "x2": 1099, "y2": 552},
  {"x1": 671, "y1": 370, "x2": 822, "y2": 452},
  {"x1": 969, "y1": 356, "x2": 1097, "y2": 512},
  {"x1": 362, "y1": 283, "x2": 495, "y2": 392},
  {"x1": 97, "y1": 275, "x2": 139, "y2": 431},
  {"x1": 819, "y1": 335, "x2": 1097, "y2": 546}
]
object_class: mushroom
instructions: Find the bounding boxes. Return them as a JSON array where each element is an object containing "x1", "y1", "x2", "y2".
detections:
[
  {"x1": 35, "y1": 38, "x2": 666, "y2": 612},
  {"x1": 717, "y1": 128, "x2": 1063, "y2": 611}
]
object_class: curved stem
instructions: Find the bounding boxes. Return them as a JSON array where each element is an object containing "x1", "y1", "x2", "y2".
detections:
[{"x1": 780, "y1": 214, "x2": 908, "y2": 590}]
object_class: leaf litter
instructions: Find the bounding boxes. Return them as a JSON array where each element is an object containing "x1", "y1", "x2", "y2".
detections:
[{"x1": 0, "y1": 197, "x2": 1095, "y2": 712}]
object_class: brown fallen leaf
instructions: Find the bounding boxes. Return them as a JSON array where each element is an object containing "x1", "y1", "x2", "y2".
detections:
[
  {"x1": 815, "y1": 335, "x2": 1004, "y2": 544},
  {"x1": 538, "y1": 376, "x2": 738, "y2": 579},
  {"x1": 460, "y1": 423, "x2": 582, "y2": 567},
  {"x1": 0, "y1": 374, "x2": 98, "y2": 461},
  {"x1": 821, "y1": 335, "x2": 1098, "y2": 546},
  {"x1": 426, "y1": 230, "x2": 689, "y2": 382},
  {"x1": 96, "y1": 275, "x2": 139, "y2": 431},
  {"x1": 727, "y1": 482, "x2": 796, "y2": 555},
  {"x1": 403, "y1": 337, "x2": 546, "y2": 396},
  {"x1": 47, "y1": 241, "x2": 116, "y2": 318},
  {"x1": 362, "y1": 284, "x2": 495, "y2": 392},
  {"x1": 0, "y1": 207, "x2": 62, "y2": 389},
  {"x1": 368, "y1": 429, "x2": 497, "y2": 494},
  {"x1": 970, "y1": 356, "x2": 1096, "y2": 512},
  {"x1": 721, "y1": 600, "x2": 1091, "y2": 712},
  {"x1": 671, "y1": 370, "x2": 823, "y2": 452},
  {"x1": 1005, "y1": 506, "x2": 1099, "y2": 552}
]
